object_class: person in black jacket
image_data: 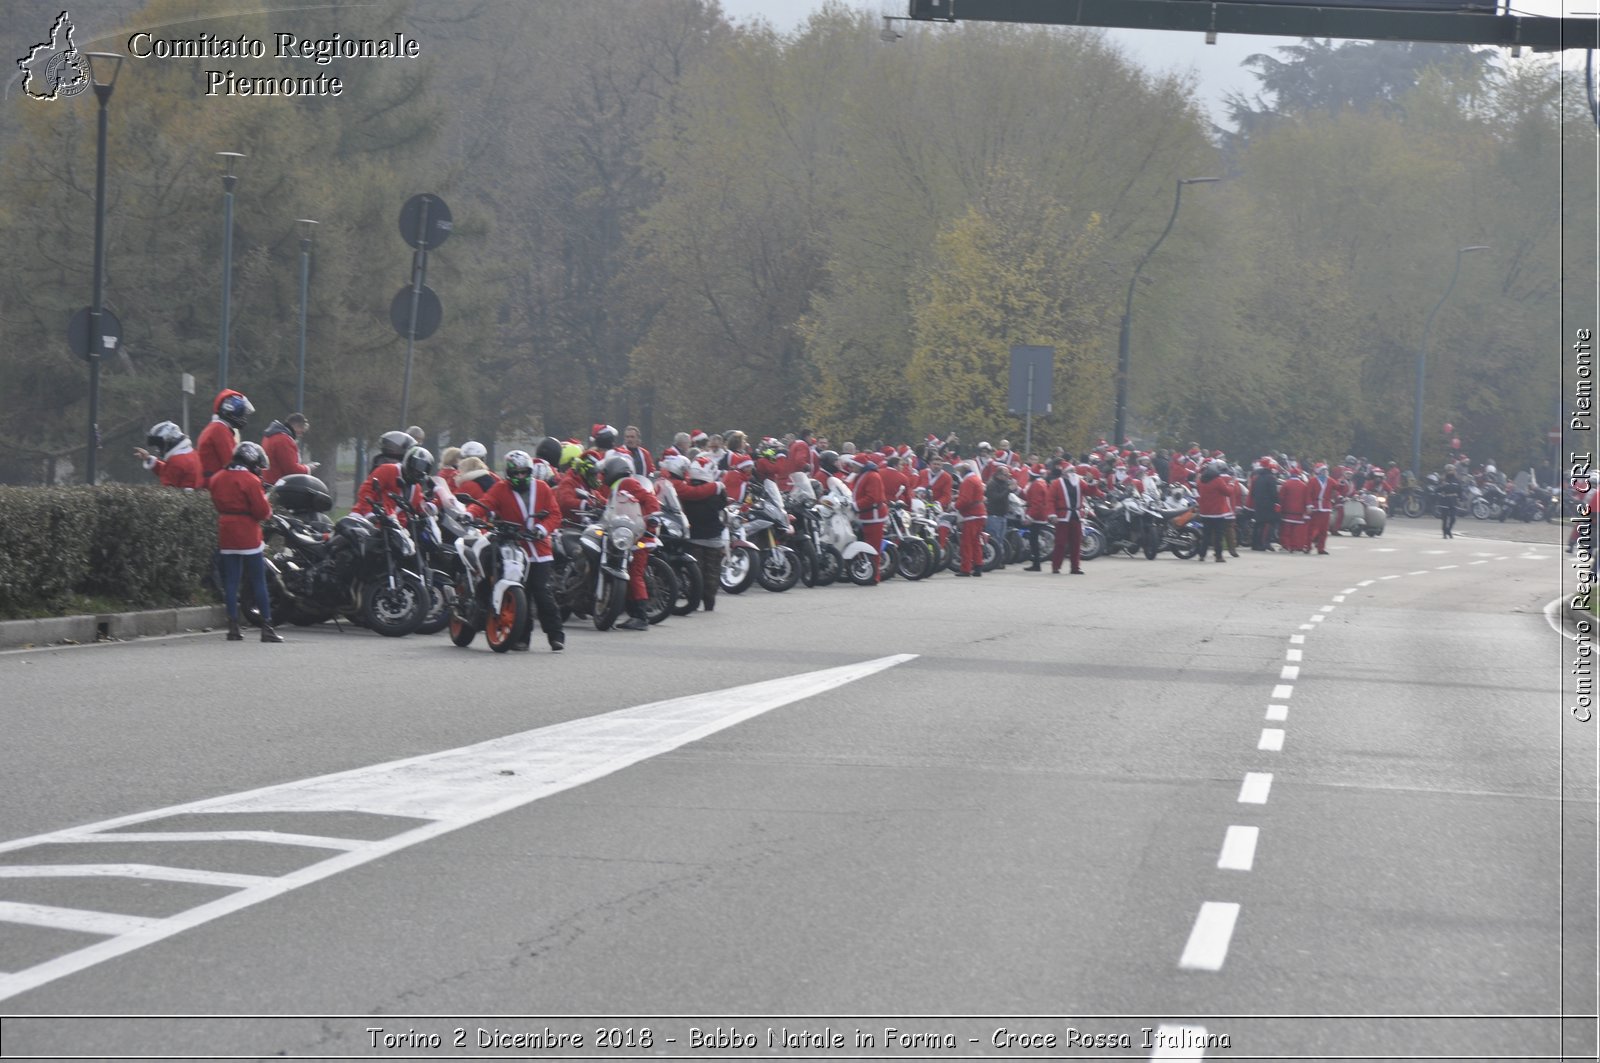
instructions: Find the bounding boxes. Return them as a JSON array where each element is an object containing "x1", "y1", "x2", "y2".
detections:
[
  {"x1": 1250, "y1": 460, "x2": 1280, "y2": 551},
  {"x1": 984, "y1": 465, "x2": 1016, "y2": 570},
  {"x1": 1437, "y1": 468, "x2": 1463, "y2": 538}
]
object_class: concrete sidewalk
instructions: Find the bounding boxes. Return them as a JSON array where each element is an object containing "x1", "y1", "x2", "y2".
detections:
[{"x1": 0, "y1": 605, "x2": 227, "y2": 650}]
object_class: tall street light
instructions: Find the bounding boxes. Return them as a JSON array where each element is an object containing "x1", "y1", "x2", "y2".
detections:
[
  {"x1": 1411, "y1": 245, "x2": 1489, "y2": 478},
  {"x1": 1113, "y1": 176, "x2": 1222, "y2": 446},
  {"x1": 295, "y1": 219, "x2": 318, "y2": 413},
  {"x1": 83, "y1": 52, "x2": 123, "y2": 485},
  {"x1": 216, "y1": 151, "x2": 246, "y2": 391}
]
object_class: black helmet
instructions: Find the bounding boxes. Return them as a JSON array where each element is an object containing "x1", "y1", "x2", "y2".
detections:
[
  {"x1": 819, "y1": 450, "x2": 839, "y2": 473},
  {"x1": 592, "y1": 425, "x2": 619, "y2": 451},
  {"x1": 534, "y1": 435, "x2": 563, "y2": 467},
  {"x1": 217, "y1": 393, "x2": 254, "y2": 429},
  {"x1": 401, "y1": 446, "x2": 436, "y2": 485},
  {"x1": 599, "y1": 453, "x2": 633, "y2": 486},
  {"x1": 232, "y1": 440, "x2": 268, "y2": 473},
  {"x1": 146, "y1": 421, "x2": 185, "y2": 458},
  {"x1": 504, "y1": 450, "x2": 534, "y2": 490},
  {"x1": 379, "y1": 430, "x2": 417, "y2": 460}
]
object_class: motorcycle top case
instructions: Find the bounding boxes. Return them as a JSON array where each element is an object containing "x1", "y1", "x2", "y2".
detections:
[{"x1": 271, "y1": 474, "x2": 334, "y2": 513}]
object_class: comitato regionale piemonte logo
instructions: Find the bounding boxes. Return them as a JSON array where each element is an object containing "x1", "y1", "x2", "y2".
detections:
[{"x1": 18, "y1": 11, "x2": 90, "y2": 101}]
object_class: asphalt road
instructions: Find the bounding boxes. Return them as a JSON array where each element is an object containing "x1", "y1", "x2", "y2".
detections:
[{"x1": 0, "y1": 515, "x2": 1591, "y2": 1062}]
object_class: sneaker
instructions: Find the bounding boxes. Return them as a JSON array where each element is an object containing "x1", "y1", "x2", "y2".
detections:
[
  {"x1": 619, "y1": 616, "x2": 648, "y2": 631},
  {"x1": 955, "y1": 571, "x2": 972, "y2": 577},
  {"x1": 548, "y1": 636, "x2": 564, "y2": 652}
]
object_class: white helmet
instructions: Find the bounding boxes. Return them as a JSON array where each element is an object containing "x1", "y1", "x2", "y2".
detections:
[
  {"x1": 460, "y1": 440, "x2": 488, "y2": 460},
  {"x1": 687, "y1": 455, "x2": 720, "y2": 483},
  {"x1": 1485, "y1": 463, "x2": 1497, "y2": 475},
  {"x1": 659, "y1": 454, "x2": 690, "y2": 479},
  {"x1": 530, "y1": 459, "x2": 555, "y2": 483}
]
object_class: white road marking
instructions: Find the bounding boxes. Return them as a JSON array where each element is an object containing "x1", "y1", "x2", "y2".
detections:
[
  {"x1": 1546, "y1": 598, "x2": 1582, "y2": 643},
  {"x1": 59, "y1": 831, "x2": 366, "y2": 851},
  {"x1": 1409, "y1": 570, "x2": 1429, "y2": 576},
  {"x1": 1373, "y1": 547, "x2": 1396, "y2": 552},
  {"x1": 0, "y1": 902, "x2": 159, "y2": 937},
  {"x1": 1358, "y1": 579, "x2": 1374, "y2": 586},
  {"x1": 1310, "y1": 615, "x2": 1325, "y2": 622},
  {"x1": 1258, "y1": 729, "x2": 1285, "y2": 752},
  {"x1": 1217, "y1": 826, "x2": 1259, "y2": 871},
  {"x1": 1437, "y1": 564, "x2": 1458, "y2": 570},
  {"x1": 1280, "y1": 665, "x2": 1300, "y2": 680},
  {"x1": 1290, "y1": 635, "x2": 1305, "y2": 645},
  {"x1": 1150, "y1": 1025, "x2": 1209, "y2": 1060},
  {"x1": 1271, "y1": 684, "x2": 1294, "y2": 699},
  {"x1": 1298, "y1": 624, "x2": 1314, "y2": 630},
  {"x1": 0, "y1": 865, "x2": 272, "y2": 889},
  {"x1": 1470, "y1": 560, "x2": 1488, "y2": 565},
  {"x1": 1332, "y1": 595, "x2": 1346, "y2": 603},
  {"x1": 0, "y1": 654, "x2": 916, "y2": 1004},
  {"x1": 1522, "y1": 554, "x2": 1550, "y2": 560},
  {"x1": 1286, "y1": 649, "x2": 1302, "y2": 662},
  {"x1": 1381, "y1": 574, "x2": 1402, "y2": 580},
  {"x1": 1340, "y1": 587, "x2": 1357, "y2": 594},
  {"x1": 1495, "y1": 555, "x2": 1509, "y2": 560},
  {"x1": 1318, "y1": 605, "x2": 1335, "y2": 612},
  {"x1": 1472, "y1": 552, "x2": 1497, "y2": 556},
  {"x1": 1422, "y1": 550, "x2": 1447, "y2": 554},
  {"x1": 1179, "y1": 902, "x2": 1241, "y2": 971},
  {"x1": 1266, "y1": 705, "x2": 1288, "y2": 722},
  {"x1": 1238, "y1": 773, "x2": 1272, "y2": 804}
]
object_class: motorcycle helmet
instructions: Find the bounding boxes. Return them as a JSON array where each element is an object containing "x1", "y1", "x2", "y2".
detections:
[
  {"x1": 217, "y1": 393, "x2": 254, "y2": 430},
  {"x1": 400, "y1": 446, "x2": 436, "y2": 485},
  {"x1": 504, "y1": 450, "x2": 534, "y2": 490},
  {"x1": 530, "y1": 459, "x2": 555, "y2": 483},
  {"x1": 460, "y1": 440, "x2": 488, "y2": 460},
  {"x1": 599, "y1": 453, "x2": 633, "y2": 486},
  {"x1": 591, "y1": 424, "x2": 619, "y2": 451},
  {"x1": 818, "y1": 450, "x2": 839, "y2": 474},
  {"x1": 559, "y1": 440, "x2": 583, "y2": 469},
  {"x1": 231, "y1": 440, "x2": 268, "y2": 473},
  {"x1": 534, "y1": 436, "x2": 564, "y2": 467},
  {"x1": 146, "y1": 421, "x2": 185, "y2": 458},
  {"x1": 756, "y1": 438, "x2": 781, "y2": 462},
  {"x1": 379, "y1": 430, "x2": 417, "y2": 460},
  {"x1": 659, "y1": 454, "x2": 689, "y2": 479},
  {"x1": 688, "y1": 455, "x2": 720, "y2": 483},
  {"x1": 1426, "y1": 472, "x2": 1440, "y2": 485}
]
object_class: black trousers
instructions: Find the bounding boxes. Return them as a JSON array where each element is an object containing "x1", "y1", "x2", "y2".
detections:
[
  {"x1": 1252, "y1": 514, "x2": 1277, "y2": 550},
  {"x1": 526, "y1": 560, "x2": 564, "y2": 639},
  {"x1": 687, "y1": 543, "x2": 722, "y2": 609}
]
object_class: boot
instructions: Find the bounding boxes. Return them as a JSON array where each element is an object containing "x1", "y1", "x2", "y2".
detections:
[
  {"x1": 259, "y1": 623, "x2": 284, "y2": 644},
  {"x1": 619, "y1": 604, "x2": 648, "y2": 631},
  {"x1": 226, "y1": 617, "x2": 244, "y2": 641}
]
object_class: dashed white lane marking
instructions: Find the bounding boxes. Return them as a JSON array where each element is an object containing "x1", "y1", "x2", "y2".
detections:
[
  {"x1": 1238, "y1": 773, "x2": 1272, "y2": 804},
  {"x1": 1437, "y1": 564, "x2": 1458, "y2": 570},
  {"x1": 1373, "y1": 547, "x2": 1396, "y2": 552},
  {"x1": 1310, "y1": 615, "x2": 1325, "y2": 622},
  {"x1": 1217, "y1": 826, "x2": 1260, "y2": 871},
  {"x1": 1470, "y1": 560, "x2": 1489, "y2": 565},
  {"x1": 1358, "y1": 579, "x2": 1375, "y2": 586},
  {"x1": 1495, "y1": 555, "x2": 1509, "y2": 560},
  {"x1": 1266, "y1": 705, "x2": 1288, "y2": 722},
  {"x1": 1340, "y1": 587, "x2": 1357, "y2": 594},
  {"x1": 1422, "y1": 549, "x2": 1447, "y2": 554},
  {"x1": 1258, "y1": 728, "x2": 1285, "y2": 752},
  {"x1": 1332, "y1": 595, "x2": 1346, "y2": 603},
  {"x1": 1290, "y1": 635, "x2": 1305, "y2": 645},
  {"x1": 1150, "y1": 1024, "x2": 1209, "y2": 1060},
  {"x1": 0, "y1": 655, "x2": 916, "y2": 1004},
  {"x1": 1318, "y1": 605, "x2": 1336, "y2": 612},
  {"x1": 1522, "y1": 553, "x2": 1550, "y2": 560},
  {"x1": 1298, "y1": 624, "x2": 1314, "y2": 630},
  {"x1": 1286, "y1": 649, "x2": 1302, "y2": 662},
  {"x1": 1381, "y1": 574, "x2": 1402, "y2": 580},
  {"x1": 1271, "y1": 684, "x2": 1294, "y2": 699},
  {"x1": 1179, "y1": 902, "x2": 1241, "y2": 971},
  {"x1": 1408, "y1": 570, "x2": 1429, "y2": 576},
  {"x1": 1279, "y1": 665, "x2": 1300, "y2": 680},
  {"x1": 1472, "y1": 551, "x2": 1497, "y2": 556}
]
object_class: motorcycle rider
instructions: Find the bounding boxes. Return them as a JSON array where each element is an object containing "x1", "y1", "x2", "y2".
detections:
[
  {"x1": 260, "y1": 413, "x2": 316, "y2": 486},
  {"x1": 198, "y1": 389, "x2": 254, "y2": 486},
  {"x1": 599, "y1": 453, "x2": 662, "y2": 631},
  {"x1": 620, "y1": 425, "x2": 654, "y2": 477},
  {"x1": 133, "y1": 421, "x2": 203, "y2": 489},
  {"x1": 953, "y1": 461, "x2": 987, "y2": 577},
  {"x1": 468, "y1": 450, "x2": 566, "y2": 652},
  {"x1": 211, "y1": 441, "x2": 283, "y2": 644},
  {"x1": 678, "y1": 455, "x2": 729, "y2": 613},
  {"x1": 353, "y1": 431, "x2": 417, "y2": 519}
]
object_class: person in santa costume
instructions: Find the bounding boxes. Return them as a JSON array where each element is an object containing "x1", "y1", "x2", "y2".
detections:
[
  {"x1": 1195, "y1": 459, "x2": 1236, "y2": 563},
  {"x1": 1024, "y1": 465, "x2": 1052, "y2": 571},
  {"x1": 1277, "y1": 466, "x2": 1309, "y2": 553},
  {"x1": 468, "y1": 450, "x2": 565, "y2": 651},
  {"x1": 198, "y1": 389, "x2": 253, "y2": 486},
  {"x1": 677, "y1": 454, "x2": 729, "y2": 612},
  {"x1": 260, "y1": 413, "x2": 316, "y2": 487},
  {"x1": 852, "y1": 455, "x2": 888, "y2": 584},
  {"x1": 1047, "y1": 460, "x2": 1086, "y2": 574},
  {"x1": 598, "y1": 453, "x2": 661, "y2": 630},
  {"x1": 1305, "y1": 463, "x2": 1337, "y2": 555},
  {"x1": 353, "y1": 431, "x2": 417, "y2": 521},
  {"x1": 133, "y1": 421, "x2": 203, "y2": 490},
  {"x1": 954, "y1": 461, "x2": 988, "y2": 576},
  {"x1": 210, "y1": 441, "x2": 282, "y2": 644}
]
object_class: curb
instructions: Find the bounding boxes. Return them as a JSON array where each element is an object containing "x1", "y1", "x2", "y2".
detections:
[{"x1": 0, "y1": 605, "x2": 228, "y2": 650}]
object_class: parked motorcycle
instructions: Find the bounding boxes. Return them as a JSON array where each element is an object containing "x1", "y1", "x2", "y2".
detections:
[
  {"x1": 733, "y1": 478, "x2": 801, "y2": 592},
  {"x1": 447, "y1": 516, "x2": 541, "y2": 652},
  {"x1": 651, "y1": 478, "x2": 705, "y2": 615},
  {"x1": 262, "y1": 496, "x2": 428, "y2": 637},
  {"x1": 580, "y1": 490, "x2": 678, "y2": 629}
]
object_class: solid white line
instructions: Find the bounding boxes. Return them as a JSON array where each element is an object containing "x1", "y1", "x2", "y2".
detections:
[
  {"x1": 0, "y1": 902, "x2": 159, "y2": 937},
  {"x1": 1286, "y1": 649, "x2": 1302, "y2": 662},
  {"x1": 57, "y1": 831, "x2": 367, "y2": 851},
  {"x1": 1271, "y1": 684, "x2": 1294, "y2": 699},
  {"x1": 1150, "y1": 1025, "x2": 1209, "y2": 1060},
  {"x1": 1266, "y1": 705, "x2": 1288, "y2": 722},
  {"x1": 1179, "y1": 902, "x2": 1241, "y2": 970},
  {"x1": 1280, "y1": 665, "x2": 1300, "y2": 680},
  {"x1": 1546, "y1": 598, "x2": 1581, "y2": 643},
  {"x1": 1238, "y1": 773, "x2": 1272, "y2": 804},
  {"x1": 0, "y1": 654, "x2": 917, "y2": 1004},
  {"x1": 1258, "y1": 728, "x2": 1285, "y2": 752},
  {"x1": 1217, "y1": 826, "x2": 1259, "y2": 871},
  {"x1": 1290, "y1": 635, "x2": 1305, "y2": 645},
  {"x1": 0, "y1": 865, "x2": 272, "y2": 889}
]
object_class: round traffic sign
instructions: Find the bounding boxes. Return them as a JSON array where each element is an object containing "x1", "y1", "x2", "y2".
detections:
[
  {"x1": 67, "y1": 307, "x2": 123, "y2": 361},
  {"x1": 398, "y1": 193, "x2": 452, "y2": 251},
  {"x1": 391, "y1": 284, "x2": 442, "y2": 341}
]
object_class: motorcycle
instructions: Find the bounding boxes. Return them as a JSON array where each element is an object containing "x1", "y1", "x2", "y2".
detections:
[
  {"x1": 1333, "y1": 488, "x2": 1387, "y2": 536},
  {"x1": 789, "y1": 491, "x2": 845, "y2": 587},
  {"x1": 733, "y1": 477, "x2": 801, "y2": 592},
  {"x1": 814, "y1": 480, "x2": 879, "y2": 585},
  {"x1": 886, "y1": 500, "x2": 935, "y2": 580},
  {"x1": 1146, "y1": 486, "x2": 1204, "y2": 559},
  {"x1": 651, "y1": 478, "x2": 705, "y2": 615},
  {"x1": 1472, "y1": 482, "x2": 1508, "y2": 521},
  {"x1": 580, "y1": 489, "x2": 678, "y2": 629},
  {"x1": 446, "y1": 516, "x2": 542, "y2": 652},
  {"x1": 389, "y1": 489, "x2": 459, "y2": 636}
]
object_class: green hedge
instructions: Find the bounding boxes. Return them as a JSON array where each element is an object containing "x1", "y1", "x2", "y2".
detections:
[{"x1": 0, "y1": 486, "x2": 218, "y2": 617}]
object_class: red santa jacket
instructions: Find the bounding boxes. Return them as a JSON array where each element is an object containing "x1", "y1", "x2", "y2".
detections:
[
  {"x1": 147, "y1": 447, "x2": 203, "y2": 490},
  {"x1": 210, "y1": 466, "x2": 272, "y2": 552},
  {"x1": 927, "y1": 468, "x2": 954, "y2": 508},
  {"x1": 1050, "y1": 474, "x2": 1085, "y2": 523},
  {"x1": 879, "y1": 466, "x2": 912, "y2": 507},
  {"x1": 853, "y1": 468, "x2": 888, "y2": 524},
  {"x1": 1306, "y1": 475, "x2": 1338, "y2": 513},
  {"x1": 454, "y1": 469, "x2": 498, "y2": 503},
  {"x1": 553, "y1": 469, "x2": 597, "y2": 520},
  {"x1": 621, "y1": 445, "x2": 655, "y2": 477},
  {"x1": 955, "y1": 472, "x2": 987, "y2": 520},
  {"x1": 1197, "y1": 472, "x2": 1236, "y2": 518},
  {"x1": 1278, "y1": 476, "x2": 1309, "y2": 520},
  {"x1": 1025, "y1": 478, "x2": 1052, "y2": 522},
  {"x1": 260, "y1": 425, "x2": 310, "y2": 486},
  {"x1": 353, "y1": 462, "x2": 406, "y2": 519},
  {"x1": 471, "y1": 478, "x2": 561, "y2": 560},
  {"x1": 196, "y1": 419, "x2": 239, "y2": 487}
]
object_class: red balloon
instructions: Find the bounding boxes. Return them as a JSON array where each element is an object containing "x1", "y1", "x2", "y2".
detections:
[
  {"x1": 1451, "y1": 437, "x2": 1461, "y2": 449},
  {"x1": 1442, "y1": 422, "x2": 1454, "y2": 434}
]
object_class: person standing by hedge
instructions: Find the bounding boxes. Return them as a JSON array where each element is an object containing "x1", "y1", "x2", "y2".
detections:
[
  {"x1": 133, "y1": 421, "x2": 203, "y2": 490},
  {"x1": 198, "y1": 389, "x2": 254, "y2": 487},
  {"x1": 260, "y1": 413, "x2": 317, "y2": 487},
  {"x1": 211, "y1": 441, "x2": 282, "y2": 643}
]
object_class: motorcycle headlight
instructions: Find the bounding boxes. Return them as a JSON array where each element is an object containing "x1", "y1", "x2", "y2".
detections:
[{"x1": 608, "y1": 525, "x2": 638, "y2": 551}]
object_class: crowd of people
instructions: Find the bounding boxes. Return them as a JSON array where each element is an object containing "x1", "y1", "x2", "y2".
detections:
[{"x1": 131, "y1": 387, "x2": 1577, "y2": 646}]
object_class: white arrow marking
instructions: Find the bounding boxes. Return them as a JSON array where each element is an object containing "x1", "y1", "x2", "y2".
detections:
[{"x1": 0, "y1": 655, "x2": 916, "y2": 1003}]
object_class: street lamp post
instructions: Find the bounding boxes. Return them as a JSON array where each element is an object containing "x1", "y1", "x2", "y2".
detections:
[
  {"x1": 1410, "y1": 245, "x2": 1489, "y2": 478},
  {"x1": 216, "y1": 151, "x2": 245, "y2": 391},
  {"x1": 295, "y1": 219, "x2": 318, "y2": 413},
  {"x1": 83, "y1": 52, "x2": 123, "y2": 485},
  {"x1": 1113, "y1": 176, "x2": 1222, "y2": 447}
]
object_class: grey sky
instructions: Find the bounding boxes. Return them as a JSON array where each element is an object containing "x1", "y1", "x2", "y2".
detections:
[{"x1": 716, "y1": 0, "x2": 1581, "y2": 127}]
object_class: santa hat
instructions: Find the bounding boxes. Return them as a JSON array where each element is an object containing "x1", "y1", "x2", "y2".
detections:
[{"x1": 690, "y1": 429, "x2": 708, "y2": 444}]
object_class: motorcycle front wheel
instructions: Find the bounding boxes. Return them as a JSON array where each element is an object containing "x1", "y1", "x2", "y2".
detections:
[
  {"x1": 414, "y1": 569, "x2": 451, "y2": 635},
  {"x1": 362, "y1": 573, "x2": 427, "y2": 637},
  {"x1": 757, "y1": 546, "x2": 801, "y2": 592},
  {"x1": 1079, "y1": 525, "x2": 1105, "y2": 562},
  {"x1": 1141, "y1": 522, "x2": 1161, "y2": 560},
  {"x1": 721, "y1": 545, "x2": 758, "y2": 595},
  {"x1": 847, "y1": 551, "x2": 878, "y2": 586},
  {"x1": 447, "y1": 578, "x2": 478, "y2": 647},
  {"x1": 1471, "y1": 498, "x2": 1491, "y2": 520},
  {"x1": 1401, "y1": 492, "x2": 1424, "y2": 518},
  {"x1": 1169, "y1": 526, "x2": 1203, "y2": 560},
  {"x1": 895, "y1": 539, "x2": 935, "y2": 581},
  {"x1": 981, "y1": 535, "x2": 1001, "y2": 572},
  {"x1": 669, "y1": 556, "x2": 703, "y2": 616},
  {"x1": 593, "y1": 573, "x2": 626, "y2": 630},
  {"x1": 813, "y1": 543, "x2": 843, "y2": 586},
  {"x1": 644, "y1": 554, "x2": 679, "y2": 624}
]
